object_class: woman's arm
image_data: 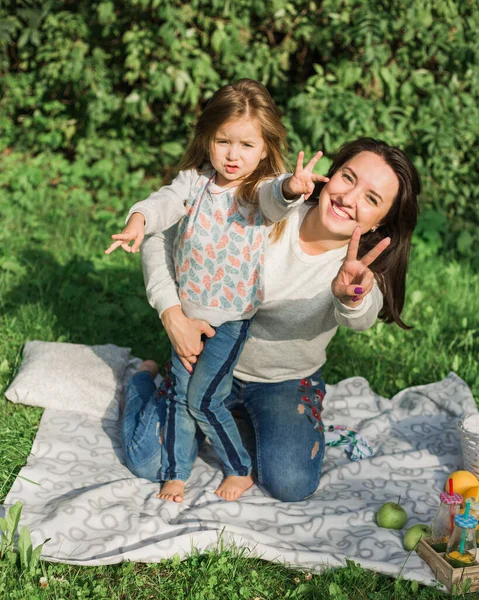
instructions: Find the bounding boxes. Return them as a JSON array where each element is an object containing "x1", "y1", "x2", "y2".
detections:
[
  {"x1": 141, "y1": 225, "x2": 180, "y2": 316},
  {"x1": 141, "y1": 226, "x2": 215, "y2": 371},
  {"x1": 332, "y1": 283, "x2": 383, "y2": 331},
  {"x1": 331, "y1": 226, "x2": 390, "y2": 331}
]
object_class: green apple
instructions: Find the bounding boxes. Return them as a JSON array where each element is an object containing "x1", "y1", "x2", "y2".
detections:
[
  {"x1": 403, "y1": 524, "x2": 432, "y2": 551},
  {"x1": 376, "y1": 501, "x2": 407, "y2": 530}
]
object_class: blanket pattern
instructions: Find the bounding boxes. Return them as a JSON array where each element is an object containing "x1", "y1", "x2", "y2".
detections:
[{"x1": 2, "y1": 373, "x2": 476, "y2": 587}]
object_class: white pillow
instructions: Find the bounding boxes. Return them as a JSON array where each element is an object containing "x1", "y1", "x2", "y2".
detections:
[{"x1": 5, "y1": 341, "x2": 132, "y2": 421}]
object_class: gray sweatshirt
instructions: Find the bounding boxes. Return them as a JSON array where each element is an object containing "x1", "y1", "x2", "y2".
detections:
[{"x1": 140, "y1": 203, "x2": 383, "y2": 383}]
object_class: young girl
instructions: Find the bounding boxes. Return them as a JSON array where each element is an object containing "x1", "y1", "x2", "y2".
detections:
[{"x1": 106, "y1": 79, "x2": 328, "y2": 502}]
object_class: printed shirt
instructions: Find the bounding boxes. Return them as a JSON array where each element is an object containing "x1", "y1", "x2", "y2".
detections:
[
  {"x1": 173, "y1": 173, "x2": 265, "y2": 325},
  {"x1": 127, "y1": 167, "x2": 302, "y2": 327}
]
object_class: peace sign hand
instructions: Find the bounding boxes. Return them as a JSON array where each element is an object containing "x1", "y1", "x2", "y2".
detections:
[
  {"x1": 332, "y1": 226, "x2": 391, "y2": 307},
  {"x1": 282, "y1": 151, "x2": 329, "y2": 201}
]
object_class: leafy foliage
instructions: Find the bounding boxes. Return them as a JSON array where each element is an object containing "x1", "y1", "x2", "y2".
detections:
[
  {"x1": 1, "y1": 0, "x2": 478, "y2": 260},
  {"x1": 0, "y1": 501, "x2": 49, "y2": 575}
]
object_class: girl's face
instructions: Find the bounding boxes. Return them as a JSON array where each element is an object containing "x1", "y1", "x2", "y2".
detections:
[
  {"x1": 316, "y1": 151, "x2": 399, "y2": 241},
  {"x1": 210, "y1": 116, "x2": 266, "y2": 188}
]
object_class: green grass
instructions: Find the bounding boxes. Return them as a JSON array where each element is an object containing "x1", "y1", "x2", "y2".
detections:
[
  {"x1": 1, "y1": 152, "x2": 479, "y2": 598},
  {"x1": 0, "y1": 544, "x2": 461, "y2": 599}
]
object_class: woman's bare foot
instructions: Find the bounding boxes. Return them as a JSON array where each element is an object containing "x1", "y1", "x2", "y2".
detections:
[
  {"x1": 138, "y1": 360, "x2": 159, "y2": 378},
  {"x1": 120, "y1": 360, "x2": 160, "y2": 414},
  {"x1": 156, "y1": 480, "x2": 185, "y2": 503},
  {"x1": 215, "y1": 474, "x2": 254, "y2": 501}
]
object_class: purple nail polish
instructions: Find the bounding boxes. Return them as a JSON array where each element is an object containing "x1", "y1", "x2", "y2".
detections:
[
  {"x1": 352, "y1": 295, "x2": 359, "y2": 302},
  {"x1": 354, "y1": 287, "x2": 363, "y2": 294}
]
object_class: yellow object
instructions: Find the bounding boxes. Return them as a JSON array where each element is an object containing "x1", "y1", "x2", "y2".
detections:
[
  {"x1": 463, "y1": 486, "x2": 479, "y2": 502},
  {"x1": 447, "y1": 550, "x2": 475, "y2": 563},
  {"x1": 446, "y1": 471, "x2": 479, "y2": 496},
  {"x1": 445, "y1": 550, "x2": 476, "y2": 566}
]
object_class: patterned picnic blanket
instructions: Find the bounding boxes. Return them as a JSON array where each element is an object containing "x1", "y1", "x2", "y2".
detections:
[{"x1": 2, "y1": 371, "x2": 475, "y2": 589}]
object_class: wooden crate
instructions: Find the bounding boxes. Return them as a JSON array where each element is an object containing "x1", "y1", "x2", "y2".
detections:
[{"x1": 418, "y1": 538, "x2": 479, "y2": 594}]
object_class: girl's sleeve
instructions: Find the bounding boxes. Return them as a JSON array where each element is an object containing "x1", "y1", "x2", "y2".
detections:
[
  {"x1": 127, "y1": 169, "x2": 194, "y2": 235},
  {"x1": 140, "y1": 224, "x2": 181, "y2": 317},
  {"x1": 258, "y1": 174, "x2": 305, "y2": 223},
  {"x1": 332, "y1": 282, "x2": 383, "y2": 331}
]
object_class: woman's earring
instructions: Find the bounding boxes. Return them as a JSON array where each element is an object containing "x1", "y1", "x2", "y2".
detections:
[{"x1": 370, "y1": 226, "x2": 378, "y2": 232}]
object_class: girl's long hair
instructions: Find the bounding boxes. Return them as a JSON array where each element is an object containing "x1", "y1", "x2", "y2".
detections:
[
  {"x1": 179, "y1": 79, "x2": 288, "y2": 204},
  {"x1": 313, "y1": 138, "x2": 421, "y2": 329}
]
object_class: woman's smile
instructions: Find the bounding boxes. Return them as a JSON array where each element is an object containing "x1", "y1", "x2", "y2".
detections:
[
  {"x1": 320, "y1": 151, "x2": 398, "y2": 237},
  {"x1": 300, "y1": 151, "x2": 399, "y2": 254},
  {"x1": 330, "y1": 200, "x2": 352, "y2": 220}
]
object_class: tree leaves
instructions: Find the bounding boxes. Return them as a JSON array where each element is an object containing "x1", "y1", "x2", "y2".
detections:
[{"x1": 1, "y1": 0, "x2": 477, "y2": 258}]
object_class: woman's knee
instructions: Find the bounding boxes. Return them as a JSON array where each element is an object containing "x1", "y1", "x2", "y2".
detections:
[
  {"x1": 124, "y1": 451, "x2": 162, "y2": 483},
  {"x1": 121, "y1": 427, "x2": 163, "y2": 483},
  {"x1": 259, "y1": 466, "x2": 322, "y2": 502}
]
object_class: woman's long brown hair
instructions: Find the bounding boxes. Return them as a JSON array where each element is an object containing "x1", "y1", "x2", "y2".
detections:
[{"x1": 311, "y1": 138, "x2": 421, "y2": 329}]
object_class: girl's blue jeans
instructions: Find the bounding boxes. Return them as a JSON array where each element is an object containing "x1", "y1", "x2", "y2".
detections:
[
  {"x1": 121, "y1": 362, "x2": 326, "y2": 502},
  {"x1": 160, "y1": 320, "x2": 252, "y2": 481}
]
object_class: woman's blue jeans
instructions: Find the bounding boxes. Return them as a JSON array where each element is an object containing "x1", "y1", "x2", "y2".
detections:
[{"x1": 121, "y1": 366, "x2": 326, "y2": 502}]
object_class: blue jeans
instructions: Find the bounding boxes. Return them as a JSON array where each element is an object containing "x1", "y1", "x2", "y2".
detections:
[
  {"x1": 161, "y1": 320, "x2": 252, "y2": 481},
  {"x1": 121, "y1": 366, "x2": 326, "y2": 502}
]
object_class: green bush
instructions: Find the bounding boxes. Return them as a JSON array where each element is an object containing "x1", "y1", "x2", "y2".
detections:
[{"x1": 1, "y1": 0, "x2": 478, "y2": 261}]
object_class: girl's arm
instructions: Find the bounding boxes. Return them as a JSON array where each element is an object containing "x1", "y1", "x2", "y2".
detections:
[
  {"x1": 127, "y1": 169, "x2": 195, "y2": 236},
  {"x1": 259, "y1": 151, "x2": 329, "y2": 223},
  {"x1": 258, "y1": 174, "x2": 304, "y2": 223},
  {"x1": 105, "y1": 169, "x2": 195, "y2": 254},
  {"x1": 141, "y1": 225, "x2": 215, "y2": 371}
]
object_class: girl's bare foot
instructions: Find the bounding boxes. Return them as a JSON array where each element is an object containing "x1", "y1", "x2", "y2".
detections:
[
  {"x1": 156, "y1": 480, "x2": 185, "y2": 503},
  {"x1": 138, "y1": 360, "x2": 159, "y2": 378},
  {"x1": 215, "y1": 474, "x2": 254, "y2": 501}
]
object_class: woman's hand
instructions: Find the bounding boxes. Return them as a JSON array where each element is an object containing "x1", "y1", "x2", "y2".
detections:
[
  {"x1": 282, "y1": 151, "x2": 329, "y2": 200},
  {"x1": 161, "y1": 305, "x2": 216, "y2": 372},
  {"x1": 332, "y1": 226, "x2": 391, "y2": 307},
  {"x1": 105, "y1": 212, "x2": 146, "y2": 254}
]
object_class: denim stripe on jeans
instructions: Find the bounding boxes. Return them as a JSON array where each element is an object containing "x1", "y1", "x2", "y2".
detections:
[{"x1": 160, "y1": 319, "x2": 252, "y2": 481}]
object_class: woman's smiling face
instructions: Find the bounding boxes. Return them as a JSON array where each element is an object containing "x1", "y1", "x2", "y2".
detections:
[{"x1": 318, "y1": 151, "x2": 399, "y2": 240}]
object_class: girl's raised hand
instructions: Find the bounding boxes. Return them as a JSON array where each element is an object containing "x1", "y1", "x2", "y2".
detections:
[
  {"x1": 331, "y1": 226, "x2": 391, "y2": 307},
  {"x1": 282, "y1": 151, "x2": 330, "y2": 200},
  {"x1": 105, "y1": 212, "x2": 145, "y2": 255}
]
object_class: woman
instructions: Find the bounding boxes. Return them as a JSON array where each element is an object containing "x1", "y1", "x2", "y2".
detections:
[{"x1": 121, "y1": 137, "x2": 421, "y2": 503}]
